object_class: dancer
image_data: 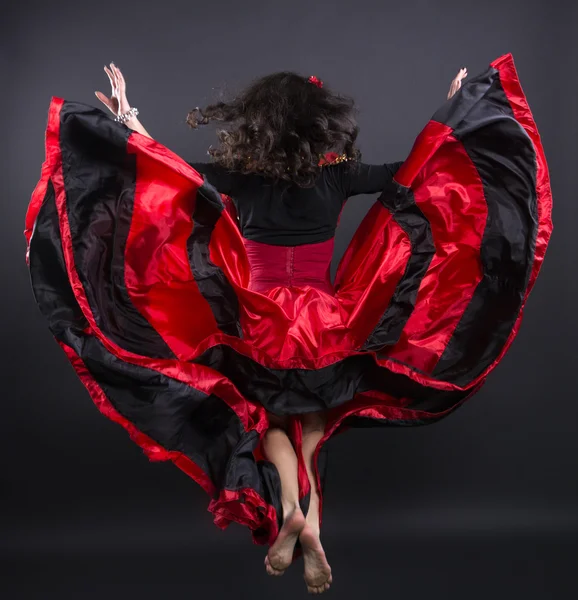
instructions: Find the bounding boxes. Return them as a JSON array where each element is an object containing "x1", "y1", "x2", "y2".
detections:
[
  {"x1": 95, "y1": 62, "x2": 468, "y2": 594},
  {"x1": 25, "y1": 56, "x2": 552, "y2": 595}
]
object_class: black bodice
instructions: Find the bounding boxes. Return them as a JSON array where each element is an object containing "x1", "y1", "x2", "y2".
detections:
[{"x1": 187, "y1": 160, "x2": 403, "y2": 246}]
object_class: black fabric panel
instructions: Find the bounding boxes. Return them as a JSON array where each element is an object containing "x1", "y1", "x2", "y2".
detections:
[
  {"x1": 28, "y1": 182, "x2": 255, "y2": 494},
  {"x1": 431, "y1": 72, "x2": 538, "y2": 385},
  {"x1": 431, "y1": 66, "x2": 497, "y2": 130},
  {"x1": 341, "y1": 415, "x2": 438, "y2": 428},
  {"x1": 191, "y1": 344, "x2": 471, "y2": 416},
  {"x1": 28, "y1": 178, "x2": 89, "y2": 338},
  {"x1": 187, "y1": 180, "x2": 243, "y2": 338},
  {"x1": 339, "y1": 380, "x2": 485, "y2": 430},
  {"x1": 256, "y1": 459, "x2": 284, "y2": 531},
  {"x1": 218, "y1": 428, "x2": 283, "y2": 529},
  {"x1": 83, "y1": 334, "x2": 245, "y2": 490},
  {"x1": 360, "y1": 180, "x2": 435, "y2": 351},
  {"x1": 58, "y1": 101, "x2": 176, "y2": 359}
]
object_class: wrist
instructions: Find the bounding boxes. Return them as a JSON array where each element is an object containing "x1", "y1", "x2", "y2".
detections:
[{"x1": 114, "y1": 106, "x2": 139, "y2": 124}]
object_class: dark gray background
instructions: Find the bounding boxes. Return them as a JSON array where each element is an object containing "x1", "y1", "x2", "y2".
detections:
[{"x1": 2, "y1": 0, "x2": 576, "y2": 598}]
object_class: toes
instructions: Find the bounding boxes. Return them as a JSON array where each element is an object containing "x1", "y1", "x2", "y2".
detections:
[
  {"x1": 305, "y1": 581, "x2": 330, "y2": 594},
  {"x1": 305, "y1": 577, "x2": 332, "y2": 594},
  {"x1": 265, "y1": 554, "x2": 286, "y2": 576},
  {"x1": 265, "y1": 561, "x2": 274, "y2": 576}
]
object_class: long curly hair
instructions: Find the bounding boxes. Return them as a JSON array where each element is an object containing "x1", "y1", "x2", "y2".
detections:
[{"x1": 185, "y1": 72, "x2": 362, "y2": 188}]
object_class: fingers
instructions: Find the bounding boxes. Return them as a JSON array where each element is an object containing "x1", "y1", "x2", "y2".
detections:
[
  {"x1": 111, "y1": 63, "x2": 124, "y2": 83},
  {"x1": 110, "y1": 62, "x2": 126, "y2": 92},
  {"x1": 104, "y1": 63, "x2": 125, "y2": 91},
  {"x1": 110, "y1": 63, "x2": 120, "y2": 84},
  {"x1": 94, "y1": 90, "x2": 112, "y2": 110},
  {"x1": 447, "y1": 66, "x2": 468, "y2": 99},
  {"x1": 455, "y1": 67, "x2": 468, "y2": 85},
  {"x1": 104, "y1": 64, "x2": 114, "y2": 82},
  {"x1": 104, "y1": 64, "x2": 116, "y2": 92}
]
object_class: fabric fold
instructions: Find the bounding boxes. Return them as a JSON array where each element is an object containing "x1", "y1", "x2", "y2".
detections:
[{"x1": 24, "y1": 53, "x2": 552, "y2": 553}]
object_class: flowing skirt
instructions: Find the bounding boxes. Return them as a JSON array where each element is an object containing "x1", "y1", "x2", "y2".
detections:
[{"x1": 24, "y1": 53, "x2": 552, "y2": 548}]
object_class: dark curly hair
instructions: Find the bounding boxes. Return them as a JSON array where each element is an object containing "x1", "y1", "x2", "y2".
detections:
[{"x1": 185, "y1": 72, "x2": 362, "y2": 188}]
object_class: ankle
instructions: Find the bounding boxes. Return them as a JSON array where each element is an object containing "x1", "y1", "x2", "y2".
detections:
[
  {"x1": 305, "y1": 514, "x2": 321, "y2": 537},
  {"x1": 281, "y1": 501, "x2": 301, "y2": 522},
  {"x1": 305, "y1": 517, "x2": 321, "y2": 538}
]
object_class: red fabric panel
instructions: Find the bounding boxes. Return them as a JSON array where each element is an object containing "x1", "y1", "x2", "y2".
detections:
[
  {"x1": 24, "y1": 97, "x2": 63, "y2": 264},
  {"x1": 208, "y1": 488, "x2": 279, "y2": 546},
  {"x1": 334, "y1": 202, "x2": 411, "y2": 345},
  {"x1": 386, "y1": 134, "x2": 488, "y2": 372},
  {"x1": 123, "y1": 137, "x2": 220, "y2": 359},
  {"x1": 394, "y1": 120, "x2": 453, "y2": 188}
]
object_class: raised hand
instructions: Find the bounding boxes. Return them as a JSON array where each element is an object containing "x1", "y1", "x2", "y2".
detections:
[
  {"x1": 447, "y1": 67, "x2": 468, "y2": 99},
  {"x1": 95, "y1": 62, "x2": 131, "y2": 117}
]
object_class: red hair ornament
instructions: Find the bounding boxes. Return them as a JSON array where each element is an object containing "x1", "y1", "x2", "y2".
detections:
[{"x1": 308, "y1": 75, "x2": 323, "y2": 88}]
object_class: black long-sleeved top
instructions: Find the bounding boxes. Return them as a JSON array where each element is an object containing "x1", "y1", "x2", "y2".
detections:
[{"x1": 187, "y1": 160, "x2": 403, "y2": 246}]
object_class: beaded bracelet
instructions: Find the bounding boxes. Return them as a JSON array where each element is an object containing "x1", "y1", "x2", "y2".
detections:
[{"x1": 114, "y1": 107, "x2": 139, "y2": 123}]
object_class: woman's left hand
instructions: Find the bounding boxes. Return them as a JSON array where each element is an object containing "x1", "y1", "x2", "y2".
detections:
[
  {"x1": 95, "y1": 62, "x2": 131, "y2": 117},
  {"x1": 447, "y1": 67, "x2": 468, "y2": 99}
]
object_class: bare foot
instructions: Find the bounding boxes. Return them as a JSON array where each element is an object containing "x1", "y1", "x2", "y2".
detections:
[
  {"x1": 265, "y1": 506, "x2": 306, "y2": 575},
  {"x1": 299, "y1": 522, "x2": 332, "y2": 593}
]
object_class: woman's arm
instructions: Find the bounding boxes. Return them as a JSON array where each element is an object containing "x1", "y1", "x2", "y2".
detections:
[
  {"x1": 328, "y1": 161, "x2": 404, "y2": 198},
  {"x1": 122, "y1": 113, "x2": 152, "y2": 139},
  {"x1": 333, "y1": 67, "x2": 468, "y2": 198},
  {"x1": 187, "y1": 161, "x2": 238, "y2": 196},
  {"x1": 95, "y1": 62, "x2": 152, "y2": 139}
]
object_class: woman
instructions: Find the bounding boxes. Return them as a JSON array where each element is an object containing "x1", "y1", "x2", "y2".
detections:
[
  {"x1": 25, "y1": 57, "x2": 551, "y2": 595},
  {"x1": 95, "y1": 63, "x2": 467, "y2": 593},
  {"x1": 96, "y1": 63, "x2": 467, "y2": 593}
]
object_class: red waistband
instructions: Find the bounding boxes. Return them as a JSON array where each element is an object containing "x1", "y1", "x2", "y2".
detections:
[{"x1": 242, "y1": 238, "x2": 335, "y2": 293}]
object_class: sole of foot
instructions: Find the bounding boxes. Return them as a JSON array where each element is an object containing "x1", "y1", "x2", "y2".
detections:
[
  {"x1": 299, "y1": 522, "x2": 332, "y2": 594},
  {"x1": 265, "y1": 507, "x2": 306, "y2": 575}
]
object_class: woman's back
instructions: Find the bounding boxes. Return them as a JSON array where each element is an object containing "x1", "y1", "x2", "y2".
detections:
[
  {"x1": 188, "y1": 159, "x2": 402, "y2": 245},
  {"x1": 188, "y1": 159, "x2": 402, "y2": 293}
]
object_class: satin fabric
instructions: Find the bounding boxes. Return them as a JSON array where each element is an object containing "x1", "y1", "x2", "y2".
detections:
[
  {"x1": 24, "y1": 53, "x2": 553, "y2": 550},
  {"x1": 243, "y1": 237, "x2": 335, "y2": 294}
]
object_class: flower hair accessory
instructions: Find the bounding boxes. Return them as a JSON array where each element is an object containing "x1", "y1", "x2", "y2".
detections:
[{"x1": 308, "y1": 75, "x2": 323, "y2": 88}]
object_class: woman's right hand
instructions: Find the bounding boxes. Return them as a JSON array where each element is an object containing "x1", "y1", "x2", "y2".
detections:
[
  {"x1": 95, "y1": 62, "x2": 131, "y2": 117},
  {"x1": 447, "y1": 67, "x2": 468, "y2": 99}
]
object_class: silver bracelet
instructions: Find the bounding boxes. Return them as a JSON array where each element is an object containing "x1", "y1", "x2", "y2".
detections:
[{"x1": 114, "y1": 107, "x2": 139, "y2": 123}]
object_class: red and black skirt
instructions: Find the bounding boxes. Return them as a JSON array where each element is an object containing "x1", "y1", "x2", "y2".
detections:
[{"x1": 24, "y1": 53, "x2": 552, "y2": 546}]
